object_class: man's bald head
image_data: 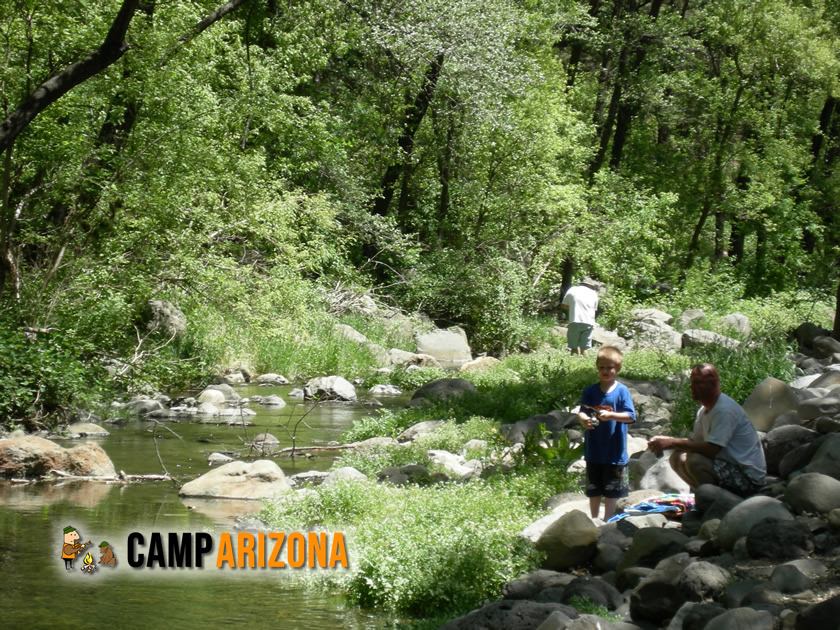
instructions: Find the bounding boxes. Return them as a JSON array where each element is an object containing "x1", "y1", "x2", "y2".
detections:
[{"x1": 690, "y1": 363, "x2": 721, "y2": 408}]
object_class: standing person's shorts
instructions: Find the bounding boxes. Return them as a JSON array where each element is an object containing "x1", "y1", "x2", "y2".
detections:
[
  {"x1": 585, "y1": 462, "x2": 629, "y2": 498},
  {"x1": 567, "y1": 322, "x2": 594, "y2": 351}
]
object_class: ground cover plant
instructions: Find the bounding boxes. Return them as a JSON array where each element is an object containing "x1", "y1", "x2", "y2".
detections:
[{"x1": 258, "y1": 467, "x2": 577, "y2": 617}]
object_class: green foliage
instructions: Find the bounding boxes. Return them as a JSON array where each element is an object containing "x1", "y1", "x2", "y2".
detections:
[
  {"x1": 388, "y1": 366, "x2": 448, "y2": 391},
  {"x1": 398, "y1": 250, "x2": 531, "y2": 354},
  {"x1": 336, "y1": 444, "x2": 434, "y2": 478},
  {"x1": 0, "y1": 311, "x2": 105, "y2": 426},
  {"x1": 670, "y1": 335, "x2": 796, "y2": 434},
  {"x1": 342, "y1": 410, "x2": 413, "y2": 443},
  {"x1": 566, "y1": 596, "x2": 622, "y2": 622},
  {"x1": 259, "y1": 479, "x2": 545, "y2": 617},
  {"x1": 516, "y1": 424, "x2": 583, "y2": 470},
  {"x1": 340, "y1": 417, "x2": 502, "y2": 475}
]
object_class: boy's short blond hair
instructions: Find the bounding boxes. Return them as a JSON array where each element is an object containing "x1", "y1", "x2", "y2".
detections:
[{"x1": 596, "y1": 346, "x2": 623, "y2": 368}]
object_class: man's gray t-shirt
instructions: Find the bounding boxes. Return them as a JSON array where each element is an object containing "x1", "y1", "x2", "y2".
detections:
[{"x1": 692, "y1": 393, "x2": 766, "y2": 483}]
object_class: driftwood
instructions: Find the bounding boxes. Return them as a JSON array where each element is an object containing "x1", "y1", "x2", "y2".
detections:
[
  {"x1": 41, "y1": 469, "x2": 173, "y2": 483},
  {"x1": 272, "y1": 444, "x2": 358, "y2": 457}
]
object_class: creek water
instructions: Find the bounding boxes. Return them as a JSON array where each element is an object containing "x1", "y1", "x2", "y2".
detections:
[{"x1": 1, "y1": 384, "x2": 409, "y2": 630}]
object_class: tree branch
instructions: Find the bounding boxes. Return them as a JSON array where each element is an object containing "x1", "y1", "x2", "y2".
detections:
[
  {"x1": 0, "y1": 0, "x2": 140, "y2": 155},
  {"x1": 178, "y1": 0, "x2": 251, "y2": 44}
]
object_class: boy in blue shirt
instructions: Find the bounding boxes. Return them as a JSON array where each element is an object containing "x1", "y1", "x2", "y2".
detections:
[{"x1": 577, "y1": 346, "x2": 636, "y2": 520}]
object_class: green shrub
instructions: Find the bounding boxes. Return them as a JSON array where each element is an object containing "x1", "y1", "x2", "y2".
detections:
[
  {"x1": 0, "y1": 311, "x2": 106, "y2": 427},
  {"x1": 670, "y1": 335, "x2": 796, "y2": 434},
  {"x1": 389, "y1": 365, "x2": 448, "y2": 391},
  {"x1": 260, "y1": 479, "x2": 546, "y2": 617},
  {"x1": 397, "y1": 250, "x2": 531, "y2": 354},
  {"x1": 567, "y1": 596, "x2": 622, "y2": 621},
  {"x1": 335, "y1": 444, "x2": 434, "y2": 477}
]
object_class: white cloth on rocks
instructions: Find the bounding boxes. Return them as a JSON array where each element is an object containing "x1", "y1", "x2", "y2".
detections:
[
  {"x1": 562, "y1": 285, "x2": 599, "y2": 325},
  {"x1": 692, "y1": 394, "x2": 766, "y2": 484}
]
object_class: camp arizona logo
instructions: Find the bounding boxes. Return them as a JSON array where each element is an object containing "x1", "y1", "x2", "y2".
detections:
[{"x1": 62, "y1": 526, "x2": 348, "y2": 572}]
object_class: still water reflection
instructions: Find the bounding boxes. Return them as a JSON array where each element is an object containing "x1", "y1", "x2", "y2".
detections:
[{"x1": 1, "y1": 385, "x2": 407, "y2": 630}]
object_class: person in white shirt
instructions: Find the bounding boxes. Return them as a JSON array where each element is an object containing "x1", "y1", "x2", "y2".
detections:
[
  {"x1": 648, "y1": 363, "x2": 766, "y2": 497},
  {"x1": 561, "y1": 277, "x2": 599, "y2": 355}
]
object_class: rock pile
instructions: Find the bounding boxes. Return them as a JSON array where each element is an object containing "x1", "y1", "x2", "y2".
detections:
[{"x1": 438, "y1": 323, "x2": 840, "y2": 629}]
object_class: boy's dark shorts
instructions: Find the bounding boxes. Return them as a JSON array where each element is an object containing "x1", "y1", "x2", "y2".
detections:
[{"x1": 585, "y1": 462, "x2": 629, "y2": 498}]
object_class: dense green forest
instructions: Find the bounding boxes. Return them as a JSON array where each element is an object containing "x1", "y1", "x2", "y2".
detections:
[{"x1": 1, "y1": 0, "x2": 839, "y2": 424}]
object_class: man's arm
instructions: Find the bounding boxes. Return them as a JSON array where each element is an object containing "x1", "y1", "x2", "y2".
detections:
[{"x1": 647, "y1": 435, "x2": 722, "y2": 459}]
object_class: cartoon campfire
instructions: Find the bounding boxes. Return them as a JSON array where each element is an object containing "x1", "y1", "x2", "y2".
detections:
[{"x1": 80, "y1": 551, "x2": 97, "y2": 574}]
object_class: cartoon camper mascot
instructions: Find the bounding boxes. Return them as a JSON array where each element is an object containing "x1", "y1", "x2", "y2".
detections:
[
  {"x1": 98, "y1": 541, "x2": 117, "y2": 567},
  {"x1": 61, "y1": 526, "x2": 91, "y2": 570}
]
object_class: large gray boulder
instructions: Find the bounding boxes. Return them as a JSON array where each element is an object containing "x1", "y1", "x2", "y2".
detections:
[
  {"x1": 411, "y1": 378, "x2": 477, "y2": 403},
  {"x1": 784, "y1": 472, "x2": 840, "y2": 514},
  {"x1": 629, "y1": 553, "x2": 692, "y2": 624},
  {"x1": 0, "y1": 436, "x2": 116, "y2": 478},
  {"x1": 810, "y1": 370, "x2": 840, "y2": 389},
  {"x1": 631, "y1": 308, "x2": 674, "y2": 325},
  {"x1": 676, "y1": 561, "x2": 732, "y2": 602},
  {"x1": 535, "y1": 510, "x2": 600, "y2": 570},
  {"x1": 559, "y1": 576, "x2": 624, "y2": 610},
  {"x1": 179, "y1": 460, "x2": 291, "y2": 499},
  {"x1": 415, "y1": 327, "x2": 472, "y2": 367},
  {"x1": 745, "y1": 518, "x2": 812, "y2": 560},
  {"x1": 334, "y1": 323, "x2": 367, "y2": 344},
  {"x1": 502, "y1": 412, "x2": 577, "y2": 444},
  {"x1": 638, "y1": 453, "x2": 691, "y2": 494},
  {"x1": 387, "y1": 348, "x2": 441, "y2": 368},
  {"x1": 705, "y1": 608, "x2": 774, "y2": 630},
  {"x1": 682, "y1": 329, "x2": 740, "y2": 350},
  {"x1": 322, "y1": 466, "x2": 368, "y2": 486},
  {"x1": 255, "y1": 373, "x2": 289, "y2": 385},
  {"x1": 801, "y1": 433, "x2": 840, "y2": 480},
  {"x1": 144, "y1": 299, "x2": 187, "y2": 338},
  {"x1": 125, "y1": 398, "x2": 166, "y2": 415},
  {"x1": 720, "y1": 313, "x2": 751, "y2": 338},
  {"x1": 396, "y1": 420, "x2": 445, "y2": 442},
  {"x1": 303, "y1": 375, "x2": 357, "y2": 401},
  {"x1": 798, "y1": 394, "x2": 840, "y2": 421},
  {"x1": 617, "y1": 528, "x2": 690, "y2": 573},
  {"x1": 439, "y1": 600, "x2": 578, "y2": 630},
  {"x1": 65, "y1": 423, "x2": 110, "y2": 438},
  {"x1": 763, "y1": 425, "x2": 820, "y2": 475},
  {"x1": 676, "y1": 309, "x2": 706, "y2": 330},
  {"x1": 717, "y1": 496, "x2": 794, "y2": 550},
  {"x1": 813, "y1": 335, "x2": 840, "y2": 359},
  {"x1": 742, "y1": 377, "x2": 800, "y2": 432}
]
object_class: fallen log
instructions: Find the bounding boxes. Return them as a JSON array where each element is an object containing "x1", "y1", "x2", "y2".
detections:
[
  {"x1": 42, "y1": 469, "x2": 173, "y2": 482},
  {"x1": 271, "y1": 444, "x2": 356, "y2": 457}
]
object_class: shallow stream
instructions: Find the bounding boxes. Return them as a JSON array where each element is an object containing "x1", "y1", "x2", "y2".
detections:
[{"x1": 1, "y1": 384, "x2": 409, "y2": 629}]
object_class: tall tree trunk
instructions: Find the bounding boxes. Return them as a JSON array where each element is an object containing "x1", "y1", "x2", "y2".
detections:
[
  {"x1": 436, "y1": 109, "x2": 456, "y2": 245},
  {"x1": 684, "y1": 198, "x2": 711, "y2": 272},
  {"x1": 560, "y1": 255, "x2": 575, "y2": 298},
  {"x1": 729, "y1": 218, "x2": 745, "y2": 264},
  {"x1": 833, "y1": 274, "x2": 840, "y2": 340},
  {"x1": 804, "y1": 96, "x2": 838, "y2": 254},
  {"x1": 372, "y1": 53, "x2": 444, "y2": 217},
  {"x1": 714, "y1": 210, "x2": 726, "y2": 260}
]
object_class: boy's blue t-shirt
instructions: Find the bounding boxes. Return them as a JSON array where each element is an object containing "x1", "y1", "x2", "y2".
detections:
[{"x1": 581, "y1": 381, "x2": 636, "y2": 465}]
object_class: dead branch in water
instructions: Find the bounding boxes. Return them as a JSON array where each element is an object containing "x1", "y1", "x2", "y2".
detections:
[{"x1": 41, "y1": 469, "x2": 173, "y2": 482}]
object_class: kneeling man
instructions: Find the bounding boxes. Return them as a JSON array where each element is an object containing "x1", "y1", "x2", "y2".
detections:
[{"x1": 648, "y1": 363, "x2": 765, "y2": 497}]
